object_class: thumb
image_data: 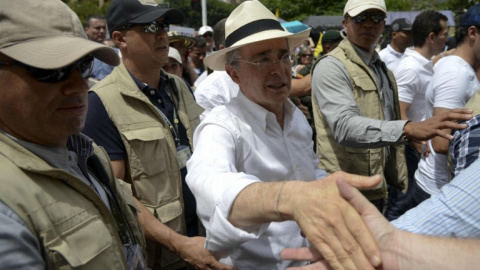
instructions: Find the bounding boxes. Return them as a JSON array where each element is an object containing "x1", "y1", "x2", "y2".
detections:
[{"x1": 335, "y1": 172, "x2": 382, "y2": 190}]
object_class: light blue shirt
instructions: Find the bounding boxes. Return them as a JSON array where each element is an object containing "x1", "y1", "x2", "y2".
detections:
[{"x1": 392, "y1": 158, "x2": 480, "y2": 237}]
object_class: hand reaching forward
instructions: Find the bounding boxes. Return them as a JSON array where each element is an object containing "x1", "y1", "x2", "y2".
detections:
[
  {"x1": 277, "y1": 172, "x2": 383, "y2": 270},
  {"x1": 175, "y1": 236, "x2": 234, "y2": 270},
  {"x1": 404, "y1": 108, "x2": 472, "y2": 141},
  {"x1": 281, "y1": 178, "x2": 398, "y2": 270}
]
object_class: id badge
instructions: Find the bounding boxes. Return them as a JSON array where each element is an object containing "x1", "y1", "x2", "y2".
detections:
[
  {"x1": 176, "y1": 145, "x2": 192, "y2": 169},
  {"x1": 125, "y1": 244, "x2": 146, "y2": 270}
]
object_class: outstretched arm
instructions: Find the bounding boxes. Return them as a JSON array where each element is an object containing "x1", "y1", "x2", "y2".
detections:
[
  {"x1": 281, "y1": 178, "x2": 480, "y2": 270},
  {"x1": 229, "y1": 172, "x2": 383, "y2": 270}
]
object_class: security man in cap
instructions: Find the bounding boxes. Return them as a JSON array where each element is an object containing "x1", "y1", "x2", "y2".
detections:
[
  {"x1": 379, "y1": 18, "x2": 413, "y2": 71},
  {"x1": 311, "y1": 0, "x2": 472, "y2": 211},
  {"x1": 83, "y1": 0, "x2": 229, "y2": 269}
]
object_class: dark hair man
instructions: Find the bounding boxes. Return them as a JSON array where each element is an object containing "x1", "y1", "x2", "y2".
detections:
[{"x1": 85, "y1": 15, "x2": 107, "y2": 43}]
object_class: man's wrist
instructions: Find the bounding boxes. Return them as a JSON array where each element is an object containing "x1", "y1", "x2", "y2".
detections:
[{"x1": 402, "y1": 121, "x2": 412, "y2": 143}]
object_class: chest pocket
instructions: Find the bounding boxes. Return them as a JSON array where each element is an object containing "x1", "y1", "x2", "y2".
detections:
[
  {"x1": 121, "y1": 126, "x2": 182, "y2": 207},
  {"x1": 351, "y1": 73, "x2": 381, "y2": 119},
  {"x1": 46, "y1": 216, "x2": 114, "y2": 269}
]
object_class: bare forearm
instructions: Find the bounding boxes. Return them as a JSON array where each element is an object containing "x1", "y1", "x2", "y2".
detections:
[
  {"x1": 228, "y1": 181, "x2": 288, "y2": 226},
  {"x1": 133, "y1": 197, "x2": 184, "y2": 252},
  {"x1": 290, "y1": 75, "x2": 311, "y2": 97},
  {"x1": 391, "y1": 231, "x2": 480, "y2": 270}
]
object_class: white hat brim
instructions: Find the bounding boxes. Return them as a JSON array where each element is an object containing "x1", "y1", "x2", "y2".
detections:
[{"x1": 204, "y1": 28, "x2": 311, "y2": 71}]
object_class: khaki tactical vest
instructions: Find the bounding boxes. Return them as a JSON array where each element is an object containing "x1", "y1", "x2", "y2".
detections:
[
  {"x1": 91, "y1": 62, "x2": 203, "y2": 269},
  {"x1": 312, "y1": 40, "x2": 407, "y2": 200},
  {"x1": 0, "y1": 132, "x2": 146, "y2": 270}
]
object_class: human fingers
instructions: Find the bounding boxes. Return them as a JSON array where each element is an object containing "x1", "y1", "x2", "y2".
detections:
[
  {"x1": 338, "y1": 186, "x2": 381, "y2": 268},
  {"x1": 209, "y1": 259, "x2": 234, "y2": 270},
  {"x1": 336, "y1": 179, "x2": 379, "y2": 220},
  {"x1": 281, "y1": 247, "x2": 324, "y2": 261},
  {"x1": 287, "y1": 261, "x2": 333, "y2": 270},
  {"x1": 332, "y1": 171, "x2": 382, "y2": 190},
  {"x1": 304, "y1": 201, "x2": 375, "y2": 270}
]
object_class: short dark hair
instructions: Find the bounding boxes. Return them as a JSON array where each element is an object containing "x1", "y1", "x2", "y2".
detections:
[
  {"x1": 213, "y1": 18, "x2": 227, "y2": 50},
  {"x1": 412, "y1": 10, "x2": 448, "y2": 47},
  {"x1": 193, "y1": 36, "x2": 206, "y2": 48},
  {"x1": 454, "y1": 25, "x2": 480, "y2": 46},
  {"x1": 85, "y1": 15, "x2": 106, "y2": 27}
]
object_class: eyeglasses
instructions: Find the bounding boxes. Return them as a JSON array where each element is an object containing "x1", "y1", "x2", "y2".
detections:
[
  {"x1": 121, "y1": 21, "x2": 170, "y2": 34},
  {"x1": 0, "y1": 55, "x2": 94, "y2": 83},
  {"x1": 202, "y1": 32, "x2": 212, "y2": 38},
  {"x1": 301, "y1": 54, "x2": 313, "y2": 58},
  {"x1": 237, "y1": 53, "x2": 292, "y2": 70},
  {"x1": 351, "y1": 12, "x2": 386, "y2": 24}
]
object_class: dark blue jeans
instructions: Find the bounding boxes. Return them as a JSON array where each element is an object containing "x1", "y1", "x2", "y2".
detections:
[{"x1": 384, "y1": 144, "x2": 419, "y2": 221}]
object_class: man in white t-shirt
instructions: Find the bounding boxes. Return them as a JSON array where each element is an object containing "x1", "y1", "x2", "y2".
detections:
[
  {"x1": 378, "y1": 18, "x2": 412, "y2": 72},
  {"x1": 414, "y1": 5, "x2": 480, "y2": 206},
  {"x1": 384, "y1": 11, "x2": 448, "y2": 220}
]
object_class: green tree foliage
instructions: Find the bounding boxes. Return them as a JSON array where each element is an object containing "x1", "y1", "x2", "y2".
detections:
[
  {"x1": 169, "y1": 0, "x2": 238, "y2": 29},
  {"x1": 65, "y1": 0, "x2": 479, "y2": 29},
  {"x1": 64, "y1": 0, "x2": 110, "y2": 27},
  {"x1": 65, "y1": 0, "x2": 237, "y2": 29}
]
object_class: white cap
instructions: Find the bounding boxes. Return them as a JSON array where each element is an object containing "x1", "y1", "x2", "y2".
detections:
[
  {"x1": 168, "y1": 47, "x2": 182, "y2": 64},
  {"x1": 198, "y1": 25, "x2": 213, "y2": 36},
  {"x1": 344, "y1": 0, "x2": 387, "y2": 17}
]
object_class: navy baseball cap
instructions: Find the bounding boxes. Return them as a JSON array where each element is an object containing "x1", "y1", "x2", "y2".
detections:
[
  {"x1": 107, "y1": 0, "x2": 184, "y2": 35},
  {"x1": 461, "y1": 4, "x2": 480, "y2": 27},
  {"x1": 391, "y1": 18, "x2": 412, "y2": 32}
]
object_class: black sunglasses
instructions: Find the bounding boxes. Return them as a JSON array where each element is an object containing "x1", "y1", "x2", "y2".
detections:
[
  {"x1": 0, "y1": 55, "x2": 94, "y2": 83},
  {"x1": 351, "y1": 12, "x2": 386, "y2": 24},
  {"x1": 202, "y1": 32, "x2": 212, "y2": 38},
  {"x1": 121, "y1": 21, "x2": 170, "y2": 34}
]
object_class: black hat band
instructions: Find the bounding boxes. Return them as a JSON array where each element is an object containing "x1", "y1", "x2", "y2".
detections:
[{"x1": 225, "y1": 19, "x2": 284, "y2": 47}]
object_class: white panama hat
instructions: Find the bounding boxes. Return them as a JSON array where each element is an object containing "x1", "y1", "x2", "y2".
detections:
[{"x1": 204, "y1": 0, "x2": 310, "y2": 71}]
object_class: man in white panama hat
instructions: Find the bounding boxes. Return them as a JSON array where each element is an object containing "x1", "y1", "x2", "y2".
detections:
[{"x1": 186, "y1": 1, "x2": 385, "y2": 269}]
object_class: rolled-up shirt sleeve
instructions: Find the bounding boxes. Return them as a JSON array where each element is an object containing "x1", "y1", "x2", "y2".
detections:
[
  {"x1": 312, "y1": 56, "x2": 407, "y2": 148},
  {"x1": 186, "y1": 122, "x2": 269, "y2": 251}
]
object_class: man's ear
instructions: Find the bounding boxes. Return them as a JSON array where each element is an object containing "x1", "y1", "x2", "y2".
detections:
[
  {"x1": 427, "y1": 32, "x2": 436, "y2": 44},
  {"x1": 112, "y1": 31, "x2": 126, "y2": 49},
  {"x1": 225, "y1": 64, "x2": 240, "y2": 84}
]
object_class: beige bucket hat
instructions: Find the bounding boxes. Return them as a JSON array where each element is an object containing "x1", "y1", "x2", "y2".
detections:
[{"x1": 0, "y1": 0, "x2": 119, "y2": 69}]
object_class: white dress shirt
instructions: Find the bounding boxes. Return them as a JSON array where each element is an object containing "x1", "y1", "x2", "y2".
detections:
[
  {"x1": 186, "y1": 91, "x2": 327, "y2": 269},
  {"x1": 394, "y1": 48, "x2": 433, "y2": 121},
  {"x1": 194, "y1": 70, "x2": 240, "y2": 120}
]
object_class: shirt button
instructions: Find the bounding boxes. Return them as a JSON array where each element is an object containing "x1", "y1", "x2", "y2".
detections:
[
  {"x1": 391, "y1": 136, "x2": 396, "y2": 139},
  {"x1": 150, "y1": 90, "x2": 155, "y2": 95}
]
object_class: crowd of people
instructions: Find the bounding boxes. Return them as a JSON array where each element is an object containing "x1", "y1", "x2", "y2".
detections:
[{"x1": 0, "y1": 0, "x2": 479, "y2": 269}]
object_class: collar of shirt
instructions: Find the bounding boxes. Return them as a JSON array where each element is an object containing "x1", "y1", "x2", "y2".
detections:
[
  {"x1": 350, "y1": 41, "x2": 381, "y2": 66},
  {"x1": 235, "y1": 91, "x2": 295, "y2": 132},
  {"x1": 129, "y1": 70, "x2": 167, "y2": 96},
  {"x1": 404, "y1": 48, "x2": 434, "y2": 70},
  {"x1": 387, "y1": 44, "x2": 404, "y2": 58}
]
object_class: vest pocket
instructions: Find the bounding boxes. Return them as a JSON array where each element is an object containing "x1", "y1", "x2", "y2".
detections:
[
  {"x1": 144, "y1": 199, "x2": 183, "y2": 225},
  {"x1": 46, "y1": 216, "x2": 113, "y2": 268}
]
